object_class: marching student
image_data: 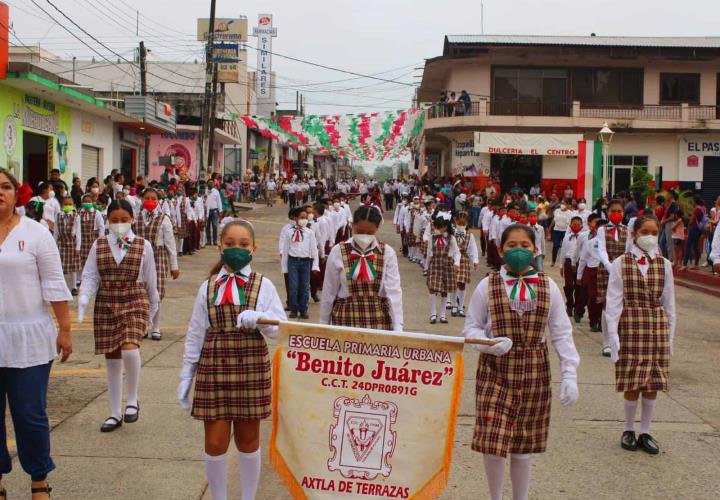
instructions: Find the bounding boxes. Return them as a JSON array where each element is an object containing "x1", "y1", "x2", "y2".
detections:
[
  {"x1": 79, "y1": 200, "x2": 159, "y2": 432},
  {"x1": 55, "y1": 196, "x2": 82, "y2": 295},
  {"x1": 320, "y1": 205, "x2": 403, "y2": 331},
  {"x1": 605, "y1": 215, "x2": 675, "y2": 454},
  {"x1": 135, "y1": 188, "x2": 180, "y2": 341},
  {"x1": 559, "y1": 216, "x2": 584, "y2": 320},
  {"x1": 394, "y1": 195, "x2": 410, "y2": 256},
  {"x1": 425, "y1": 215, "x2": 460, "y2": 324},
  {"x1": 463, "y1": 223, "x2": 580, "y2": 500},
  {"x1": 527, "y1": 211, "x2": 546, "y2": 271},
  {"x1": 177, "y1": 220, "x2": 286, "y2": 500},
  {"x1": 576, "y1": 215, "x2": 605, "y2": 333},
  {"x1": 452, "y1": 211, "x2": 479, "y2": 317},
  {"x1": 416, "y1": 199, "x2": 434, "y2": 272},
  {"x1": 278, "y1": 208, "x2": 297, "y2": 311},
  {"x1": 597, "y1": 199, "x2": 628, "y2": 356},
  {"x1": 281, "y1": 207, "x2": 320, "y2": 319},
  {"x1": 485, "y1": 205, "x2": 501, "y2": 270},
  {"x1": 77, "y1": 193, "x2": 105, "y2": 287}
]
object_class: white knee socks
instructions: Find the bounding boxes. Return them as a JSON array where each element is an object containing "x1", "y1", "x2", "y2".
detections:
[
  {"x1": 624, "y1": 399, "x2": 638, "y2": 432},
  {"x1": 122, "y1": 349, "x2": 141, "y2": 409},
  {"x1": 72, "y1": 272, "x2": 79, "y2": 289},
  {"x1": 238, "y1": 448, "x2": 261, "y2": 500},
  {"x1": 106, "y1": 359, "x2": 123, "y2": 420},
  {"x1": 429, "y1": 294, "x2": 437, "y2": 316},
  {"x1": 151, "y1": 308, "x2": 161, "y2": 333},
  {"x1": 510, "y1": 454, "x2": 531, "y2": 500},
  {"x1": 640, "y1": 398, "x2": 657, "y2": 435},
  {"x1": 483, "y1": 454, "x2": 505, "y2": 500},
  {"x1": 205, "y1": 452, "x2": 228, "y2": 500},
  {"x1": 457, "y1": 289, "x2": 466, "y2": 308}
]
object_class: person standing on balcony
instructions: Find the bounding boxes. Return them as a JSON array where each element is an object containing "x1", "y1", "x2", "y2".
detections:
[
  {"x1": 459, "y1": 90, "x2": 472, "y2": 115},
  {"x1": 447, "y1": 92, "x2": 458, "y2": 117}
]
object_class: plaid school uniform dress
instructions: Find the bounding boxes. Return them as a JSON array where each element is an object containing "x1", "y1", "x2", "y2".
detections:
[
  {"x1": 427, "y1": 234, "x2": 455, "y2": 294},
  {"x1": 597, "y1": 226, "x2": 627, "y2": 304},
  {"x1": 455, "y1": 231, "x2": 472, "y2": 284},
  {"x1": 192, "y1": 272, "x2": 271, "y2": 421},
  {"x1": 330, "y1": 242, "x2": 392, "y2": 330},
  {"x1": 175, "y1": 199, "x2": 188, "y2": 239},
  {"x1": 57, "y1": 212, "x2": 81, "y2": 273},
  {"x1": 406, "y1": 210, "x2": 417, "y2": 248},
  {"x1": 615, "y1": 254, "x2": 670, "y2": 392},
  {"x1": 92, "y1": 237, "x2": 150, "y2": 354},
  {"x1": 136, "y1": 212, "x2": 171, "y2": 300},
  {"x1": 79, "y1": 210, "x2": 99, "y2": 265},
  {"x1": 472, "y1": 272, "x2": 552, "y2": 458}
]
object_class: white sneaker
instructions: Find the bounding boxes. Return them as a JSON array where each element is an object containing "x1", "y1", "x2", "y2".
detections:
[
  {"x1": 601, "y1": 346, "x2": 611, "y2": 357},
  {"x1": 151, "y1": 331, "x2": 162, "y2": 341}
]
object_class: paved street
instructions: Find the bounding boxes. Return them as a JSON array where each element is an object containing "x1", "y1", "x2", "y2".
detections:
[{"x1": 4, "y1": 201, "x2": 720, "y2": 499}]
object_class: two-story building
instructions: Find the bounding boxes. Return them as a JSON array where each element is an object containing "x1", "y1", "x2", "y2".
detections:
[{"x1": 416, "y1": 35, "x2": 720, "y2": 204}]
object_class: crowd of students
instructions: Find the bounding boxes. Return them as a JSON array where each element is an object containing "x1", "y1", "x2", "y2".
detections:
[{"x1": 0, "y1": 165, "x2": 679, "y2": 500}]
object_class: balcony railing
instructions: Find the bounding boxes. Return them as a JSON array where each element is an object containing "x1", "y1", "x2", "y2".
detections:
[{"x1": 424, "y1": 101, "x2": 720, "y2": 121}]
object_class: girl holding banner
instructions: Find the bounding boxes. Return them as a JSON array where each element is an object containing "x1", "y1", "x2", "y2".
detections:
[
  {"x1": 320, "y1": 205, "x2": 403, "y2": 331},
  {"x1": 177, "y1": 220, "x2": 286, "y2": 500},
  {"x1": 463, "y1": 224, "x2": 580, "y2": 500}
]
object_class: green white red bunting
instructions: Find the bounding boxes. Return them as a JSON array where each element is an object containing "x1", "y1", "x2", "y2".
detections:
[{"x1": 240, "y1": 109, "x2": 425, "y2": 160}]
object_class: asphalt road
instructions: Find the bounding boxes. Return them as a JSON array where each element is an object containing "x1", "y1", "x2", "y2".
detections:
[{"x1": 4, "y1": 200, "x2": 719, "y2": 499}]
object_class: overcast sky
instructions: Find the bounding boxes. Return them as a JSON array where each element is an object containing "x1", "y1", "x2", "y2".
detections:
[{"x1": 7, "y1": 0, "x2": 719, "y2": 117}]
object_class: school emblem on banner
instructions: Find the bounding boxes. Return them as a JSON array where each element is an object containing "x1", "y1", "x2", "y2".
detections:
[
  {"x1": 270, "y1": 321, "x2": 465, "y2": 500},
  {"x1": 328, "y1": 394, "x2": 398, "y2": 480}
]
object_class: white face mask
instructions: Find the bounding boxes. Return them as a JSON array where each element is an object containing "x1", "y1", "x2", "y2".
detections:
[
  {"x1": 298, "y1": 219, "x2": 309, "y2": 227},
  {"x1": 636, "y1": 235, "x2": 658, "y2": 253},
  {"x1": 308, "y1": 214, "x2": 315, "y2": 221},
  {"x1": 578, "y1": 203, "x2": 587, "y2": 210},
  {"x1": 109, "y1": 223, "x2": 132, "y2": 239},
  {"x1": 48, "y1": 190, "x2": 56, "y2": 198},
  {"x1": 353, "y1": 234, "x2": 376, "y2": 250},
  {"x1": 455, "y1": 225, "x2": 466, "y2": 233},
  {"x1": 333, "y1": 202, "x2": 340, "y2": 208},
  {"x1": 91, "y1": 187, "x2": 100, "y2": 194},
  {"x1": 123, "y1": 189, "x2": 130, "y2": 195},
  {"x1": 560, "y1": 204, "x2": 567, "y2": 210}
]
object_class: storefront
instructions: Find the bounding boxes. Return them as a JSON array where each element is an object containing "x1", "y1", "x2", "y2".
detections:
[
  {"x1": 1, "y1": 86, "x2": 73, "y2": 186},
  {"x1": 679, "y1": 135, "x2": 720, "y2": 206}
]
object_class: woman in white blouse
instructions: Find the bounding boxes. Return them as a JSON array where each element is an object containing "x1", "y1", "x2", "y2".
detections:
[{"x1": 0, "y1": 168, "x2": 73, "y2": 500}]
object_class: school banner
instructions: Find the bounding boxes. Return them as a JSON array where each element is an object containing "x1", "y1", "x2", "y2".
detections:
[{"x1": 270, "y1": 321, "x2": 465, "y2": 500}]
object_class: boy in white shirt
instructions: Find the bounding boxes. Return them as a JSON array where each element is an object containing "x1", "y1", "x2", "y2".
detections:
[{"x1": 281, "y1": 207, "x2": 320, "y2": 318}]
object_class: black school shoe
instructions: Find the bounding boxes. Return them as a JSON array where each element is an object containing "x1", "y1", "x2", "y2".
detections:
[
  {"x1": 638, "y1": 433, "x2": 660, "y2": 454},
  {"x1": 100, "y1": 416, "x2": 123, "y2": 433},
  {"x1": 621, "y1": 431, "x2": 638, "y2": 451},
  {"x1": 573, "y1": 311, "x2": 583, "y2": 324},
  {"x1": 124, "y1": 403, "x2": 140, "y2": 423},
  {"x1": 289, "y1": 311, "x2": 298, "y2": 319}
]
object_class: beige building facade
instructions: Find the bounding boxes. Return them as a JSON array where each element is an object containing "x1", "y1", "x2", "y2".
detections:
[{"x1": 417, "y1": 35, "x2": 720, "y2": 203}]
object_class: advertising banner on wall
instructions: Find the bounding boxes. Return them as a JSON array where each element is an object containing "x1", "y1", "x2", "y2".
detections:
[
  {"x1": 214, "y1": 42, "x2": 240, "y2": 83},
  {"x1": 197, "y1": 18, "x2": 248, "y2": 42},
  {"x1": 270, "y1": 321, "x2": 465, "y2": 500},
  {"x1": 475, "y1": 132, "x2": 583, "y2": 156},
  {"x1": 452, "y1": 134, "x2": 489, "y2": 177},
  {"x1": 253, "y1": 14, "x2": 277, "y2": 104},
  {"x1": 679, "y1": 135, "x2": 720, "y2": 182},
  {"x1": 0, "y1": 2, "x2": 8, "y2": 81}
]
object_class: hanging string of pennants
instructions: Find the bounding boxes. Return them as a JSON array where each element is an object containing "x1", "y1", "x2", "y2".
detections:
[{"x1": 240, "y1": 108, "x2": 425, "y2": 161}]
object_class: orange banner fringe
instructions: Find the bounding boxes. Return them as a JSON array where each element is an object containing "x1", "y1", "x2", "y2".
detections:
[{"x1": 269, "y1": 346, "x2": 465, "y2": 500}]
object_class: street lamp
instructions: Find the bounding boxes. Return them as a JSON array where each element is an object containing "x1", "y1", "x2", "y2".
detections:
[{"x1": 598, "y1": 122, "x2": 615, "y2": 197}]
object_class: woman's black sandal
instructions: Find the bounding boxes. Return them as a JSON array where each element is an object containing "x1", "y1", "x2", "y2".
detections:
[{"x1": 31, "y1": 484, "x2": 52, "y2": 498}]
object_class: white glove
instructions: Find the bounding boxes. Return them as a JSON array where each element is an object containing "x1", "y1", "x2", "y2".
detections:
[
  {"x1": 77, "y1": 295, "x2": 90, "y2": 323},
  {"x1": 237, "y1": 310, "x2": 264, "y2": 330},
  {"x1": 177, "y1": 362, "x2": 198, "y2": 411},
  {"x1": 560, "y1": 377, "x2": 579, "y2": 406},
  {"x1": 609, "y1": 335, "x2": 620, "y2": 364},
  {"x1": 487, "y1": 337, "x2": 513, "y2": 357}
]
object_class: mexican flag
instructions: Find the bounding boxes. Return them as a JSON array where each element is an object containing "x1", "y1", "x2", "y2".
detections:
[{"x1": 577, "y1": 140, "x2": 603, "y2": 202}]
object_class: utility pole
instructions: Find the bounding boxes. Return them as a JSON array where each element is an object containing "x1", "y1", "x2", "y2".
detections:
[
  {"x1": 139, "y1": 41, "x2": 147, "y2": 95},
  {"x1": 200, "y1": 0, "x2": 217, "y2": 178},
  {"x1": 207, "y1": 49, "x2": 219, "y2": 172}
]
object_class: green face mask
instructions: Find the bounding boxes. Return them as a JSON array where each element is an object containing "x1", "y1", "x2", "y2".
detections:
[
  {"x1": 95, "y1": 204, "x2": 103, "y2": 211},
  {"x1": 221, "y1": 247, "x2": 253, "y2": 273},
  {"x1": 82, "y1": 202, "x2": 94, "y2": 211},
  {"x1": 62, "y1": 205, "x2": 74, "y2": 213},
  {"x1": 503, "y1": 248, "x2": 534, "y2": 273}
]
